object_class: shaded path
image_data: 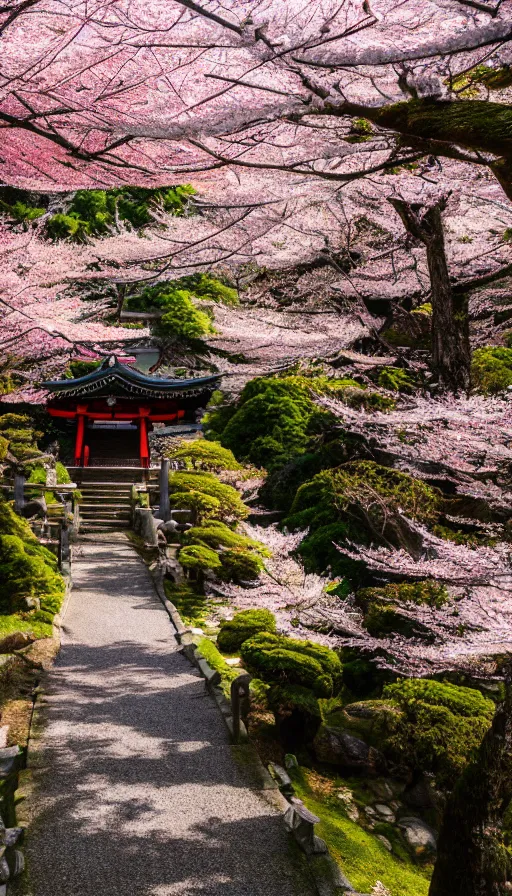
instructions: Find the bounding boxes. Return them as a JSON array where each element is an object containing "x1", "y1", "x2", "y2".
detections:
[{"x1": 21, "y1": 540, "x2": 313, "y2": 896}]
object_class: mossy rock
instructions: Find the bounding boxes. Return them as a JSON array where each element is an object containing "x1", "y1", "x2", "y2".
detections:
[
  {"x1": 326, "y1": 700, "x2": 402, "y2": 750},
  {"x1": 217, "y1": 609, "x2": 276, "y2": 653},
  {"x1": 382, "y1": 679, "x2": 495, "y2": 788},
  {"x1": 240, "y1": 631, "x2": 342, "y2": 697}
]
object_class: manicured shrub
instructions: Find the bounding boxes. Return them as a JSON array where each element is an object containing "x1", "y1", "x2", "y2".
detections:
[
  {"x1": 217, "y1": 609, "x2": 276, "y2": 653},
  {"x1": 0, "y1": 414, "x2": 29, "y2": 430},
  {"x1": 0, "y1": 436, "x2": 8, "y2": 461},
  {"x1": 0, "y1": 531, "x2": 64, "y2": 615},
  {"x1": 165, "y1": 439, "x2": 241, "y2": 472},
  {"x1": 178, "y1": 544, "x2": 222, "y2": 573},
  {"x1": 169, "y1": 471, "x2": 248, "y2": 521},
  {"x1": 27, "y1": 465, "x2": 47, "y2": 485},
  {"x1": 471, "y1": 346, "x2": 512, "y2": 394},
  {"x1": 45, "y1": 185, "x2": 196, "y2": 241},
  {"x1": 218, "y1": 547, "x2": 265, "y2": 582},
  {"x1": 56, "y1": 462, "x2": 71, "y2": 484},
  {"x1": 186, "y1": 521, "x2": 269, "y2": 556},
  {"x1": 241, "y1": 631, "x2": 342, "y2": 697}
]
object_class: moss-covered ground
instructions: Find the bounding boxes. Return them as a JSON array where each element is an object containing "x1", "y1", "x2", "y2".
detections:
[{"x1": 291, "y1": 767, "x2": 432, "y2": 896}]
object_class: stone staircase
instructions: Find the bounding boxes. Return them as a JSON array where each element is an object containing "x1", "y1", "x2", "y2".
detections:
[{"x1": 68, "y1": 466, "x2": 160, "y2": 535}]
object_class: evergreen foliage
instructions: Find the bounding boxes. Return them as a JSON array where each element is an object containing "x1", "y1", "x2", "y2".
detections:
[{"x1": 45, "y1": 185, "x2": 196, "y2": 241}]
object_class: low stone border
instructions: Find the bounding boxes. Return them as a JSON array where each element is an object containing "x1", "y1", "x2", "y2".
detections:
[{"x1": 149, "y1": 561, "x2": 367, "y2": 896}]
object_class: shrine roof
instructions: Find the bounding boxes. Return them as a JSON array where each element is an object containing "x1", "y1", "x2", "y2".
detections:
[{"x1": 43, "y1": 355, "x2": 221, "y2": 400}]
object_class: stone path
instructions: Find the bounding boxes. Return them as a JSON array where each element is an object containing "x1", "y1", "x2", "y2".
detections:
[{"x1": 21, "y1": 540, "x2": 314, "y2": 896}]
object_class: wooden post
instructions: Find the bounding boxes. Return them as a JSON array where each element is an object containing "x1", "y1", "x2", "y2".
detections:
[
  {"x1": 14, "y1": 474, "x2": 25, "y2": 514},
  {"x1": 159, "y1": 458, "x2": 170, "y2": 522}
]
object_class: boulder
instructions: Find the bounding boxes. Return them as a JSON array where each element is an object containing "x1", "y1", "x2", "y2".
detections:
[
  {"x1": 20, "y1": 497, "x2": 46, "y2": 519},
  {"x1": 314, "y1": 725, "x2": 385, "y2": 775},
  {"x1": 398, "y1": 816, "x2": 437, "y2": 859},
  {"x1": 0, "y1": 632, "x2": 35, "y2": 654}
]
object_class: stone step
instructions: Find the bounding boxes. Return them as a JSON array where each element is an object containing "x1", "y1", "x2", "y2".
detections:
[
  {"x1": 80, "y1": 509, "x2": 131, "y2": 520},
  {"x1": 80, "y1": 502, "x2": 132, "y2": 510},
  {"x1": 80, "y1": 520, "x2": 132, "y2": 532}
]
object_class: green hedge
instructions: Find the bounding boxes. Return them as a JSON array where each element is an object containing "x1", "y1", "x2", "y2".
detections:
[{"x1": 241, "y1": 632, "x2": 342, "y2": 697}]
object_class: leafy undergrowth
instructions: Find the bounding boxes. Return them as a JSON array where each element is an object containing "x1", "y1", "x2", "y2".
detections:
[
  {"x1": 164, "y1": 581, "x2": 215, "y2": 630},
  {"x1": 291, "y1": 767, "x2": 431, "y2": 896},
  {"x1": 0, "y1": 613, "x2": 53, "y2": 640}
]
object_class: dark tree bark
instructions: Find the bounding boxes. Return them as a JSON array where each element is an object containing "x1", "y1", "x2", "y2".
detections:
[
  {"x1": 429, "y1": 672, "x2": 512, "y2": 896},
  {"x1": 389, "y1": 195, "x2": 471, "y2": 392}
]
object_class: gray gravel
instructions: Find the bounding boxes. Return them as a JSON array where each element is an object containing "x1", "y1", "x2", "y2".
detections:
[{"x1": 23, "y1": 541, "x2": 314, "y2": 896}]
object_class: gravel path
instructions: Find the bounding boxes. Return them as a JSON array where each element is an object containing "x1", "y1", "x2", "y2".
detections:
[{"x1": 22, "y1": 540, "x2": 314, "y2": 896}]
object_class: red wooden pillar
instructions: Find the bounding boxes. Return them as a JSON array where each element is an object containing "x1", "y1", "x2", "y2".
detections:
[
  {"x1": 139, "y1": 407, "x2": 150, "y2": 468},
  {"x1": 74, "y1": 404, "x2": 88, "y2": 466}
]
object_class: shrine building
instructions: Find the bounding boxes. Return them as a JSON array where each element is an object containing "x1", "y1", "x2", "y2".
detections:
[{"x1": 43, "y1": 355, "x2": 220, "y2": 468}]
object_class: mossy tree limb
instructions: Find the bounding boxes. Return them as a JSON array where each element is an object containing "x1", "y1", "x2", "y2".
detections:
[
  {"x1": 389, "y1": 196, "x2": 471, "y2": 392},
  {"x1": 429, "y1": 672, "x2": 512, "y2": 896}
]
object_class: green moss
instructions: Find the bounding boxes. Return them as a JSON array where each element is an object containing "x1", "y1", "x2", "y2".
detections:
[
  {"x1": 240, "y1": 632, "x2": 342, "y2": 697},
  {"x1": 217, "y1": 609, "x2": 276, "y2": 653},
  {"x1": 196, "y1": 637, "x2": 240, "y2": 690},
  {"x1": 471, "y1": 346, "x2": 512, "y2": 394},
  {"x1": 412, "y1": 303, "x2": 433, "y2": 316},
  {"x1": 0, "y1": 414, "x2": 30, "y2": 431},
  {"x1": 290, "y1": 768, "x2": 431, "y2": 896},
  {"x1": 373, "y1": 98, "x2": 512, "y2": 159},
  {"x1": 376, "y1": 367, "x2": 417, "y2": 394},
  {"x1": 284, "y1": 462, "x2": 441, "y2": 576},
  {"x1": 178, "y1": 544, "x2": 222, "y2": 572},
  {"x1": 164, "y1": 581, "x2": 210, "y2": 628},
  {"x1": 45, "y1": 185, "x2": 196, "y2": 242},
  {"x1": 164, "y1": 439, "x2": 242, "y2": 472},
  {"x1": 0, "y1": 437, "x2": 8, "y2": 461}
]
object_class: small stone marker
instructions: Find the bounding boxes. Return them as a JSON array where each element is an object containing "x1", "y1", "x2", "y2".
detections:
[{"x1": 283, "y1": 797, "x2": 327, "y2": 856}]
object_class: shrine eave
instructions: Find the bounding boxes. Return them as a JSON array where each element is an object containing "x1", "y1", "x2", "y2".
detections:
[{"x1": 42, "y1": 355, "x2": 221, "y2": 401}]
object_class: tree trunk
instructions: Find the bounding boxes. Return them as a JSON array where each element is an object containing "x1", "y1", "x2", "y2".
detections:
[
  {"x1": 115, "y1": 283, "x2": 126, "y2": 320},
  {"x1": 429, "y1": 674, "x2": 512, "y2": 896},
  {"x1": 389, "y1": 196, "x2": 471, "y2": 392}
]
